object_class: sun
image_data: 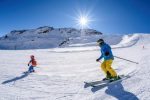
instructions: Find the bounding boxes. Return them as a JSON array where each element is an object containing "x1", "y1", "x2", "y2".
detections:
[
  {"x1": 76, "y1": 15, "x2": 90, "y2": 29},
  {"x1": 73, "y1": 9, "x2": 94, "y2": 29},
  {"x1": 79, "y1": 16, "x2": 88, "y2": 26}
]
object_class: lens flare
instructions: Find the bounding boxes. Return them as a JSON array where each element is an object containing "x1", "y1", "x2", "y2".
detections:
[
  {"x1": 72, "y1": 9, "x2": 95, "y2": 29},
  {"x1": 79, "y1": 16, "x2": 88, "y2": 26}
]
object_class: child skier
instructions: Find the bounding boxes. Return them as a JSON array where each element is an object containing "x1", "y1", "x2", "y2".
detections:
[
  {"x1": 28, "y1": 55, "x2": 37, "y2": 73},
  {"x1": 96, "y1": 39, "x2": 120, "y2": 81}
]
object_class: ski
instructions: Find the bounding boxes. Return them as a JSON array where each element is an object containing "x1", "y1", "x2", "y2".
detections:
[
  {"x1": 92, "y1": 75, "x2": 130, "y2": 87},
  {"x1": 84, "y1": 80, "x2": 109, "y2": 88},
  {"x1": 84, "y1": 75, "x2": 130, "y2": 88},
  {"x1": 22, "y1": 71, "x2": 36, "y2": 75}
]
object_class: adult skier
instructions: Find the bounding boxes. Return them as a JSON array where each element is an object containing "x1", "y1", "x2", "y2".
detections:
[
  {"x1": 28, "y1": 55, "x2": 37, "y2": 73},
  {"x1": 96, "y1": 39, "x2": 120, "y2": 81}
]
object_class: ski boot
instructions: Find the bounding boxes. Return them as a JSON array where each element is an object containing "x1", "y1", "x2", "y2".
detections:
[
  {"x1": 102, "y1": 71, "x2": 112, "y2": 81},
  {"x1": 109, "y1": 76, "x2": 121, "y2": 82}
]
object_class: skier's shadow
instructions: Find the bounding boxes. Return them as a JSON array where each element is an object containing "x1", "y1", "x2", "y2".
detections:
[
  {"x1": 2, "y1": 72, "x2": 29, "y2": 84},
  {"x1": 91, "y1": 81, "x2": 139, "y2": 100}
]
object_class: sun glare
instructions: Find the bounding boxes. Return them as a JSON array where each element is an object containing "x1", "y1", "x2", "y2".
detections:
[
  {"x1": 73, "y1": 9, "x2": 95, "y2": 29},
  {"x1": 79, "y1": 16, "x2": 88, "y2": 26}
]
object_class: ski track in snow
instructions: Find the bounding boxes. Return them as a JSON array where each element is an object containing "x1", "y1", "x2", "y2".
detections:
[{"x1": 0, "y1": 34, "x2": 150, "y2": 100}]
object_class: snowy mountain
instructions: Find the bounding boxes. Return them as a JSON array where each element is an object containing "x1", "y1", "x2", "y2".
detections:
[
  {"x1": 0, "y1": 33, "x2": 150, "y2": 100},
  {"x1": 0, "y1": 26, "x2": 103, "y2": 50}
]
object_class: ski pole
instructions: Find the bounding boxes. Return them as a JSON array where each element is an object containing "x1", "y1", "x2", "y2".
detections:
[{"x1": 114, "y1": 56, "x2": 139, "y2": 64}]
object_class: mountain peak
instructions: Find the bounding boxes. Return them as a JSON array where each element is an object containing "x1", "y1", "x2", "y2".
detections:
[{"x1": 0, "y1": 26, "x2": 102, "y2": 50}]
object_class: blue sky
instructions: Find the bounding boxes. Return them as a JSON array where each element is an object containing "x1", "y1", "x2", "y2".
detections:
[{"x1": 0, "y1": 0, "x2": 150, "y2": 36}]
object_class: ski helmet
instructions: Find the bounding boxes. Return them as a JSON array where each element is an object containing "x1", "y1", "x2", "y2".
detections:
[
  {"x1": 30, "y1": 55, "x2": 34, "y2": 59},
  {"x1": 97, "y1": 39, "x2": 104, "y2": 44}
]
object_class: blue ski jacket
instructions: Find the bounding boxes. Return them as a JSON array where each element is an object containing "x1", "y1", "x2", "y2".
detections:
[{"x1": 98, "y1": 43, "x2": 114, "y2": 61}]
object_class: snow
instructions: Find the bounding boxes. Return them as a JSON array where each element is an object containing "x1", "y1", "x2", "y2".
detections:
[
  {"x1": 0, "y1": 33, "x2": 150, "y2": 100},
  {"x1": 0, "y1": 27, "x2": 103, "y2": 50}
]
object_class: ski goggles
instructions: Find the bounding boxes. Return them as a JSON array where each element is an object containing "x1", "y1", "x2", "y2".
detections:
[{"x1": 97, "y1": 41, "x2": 103, "y2": 45}]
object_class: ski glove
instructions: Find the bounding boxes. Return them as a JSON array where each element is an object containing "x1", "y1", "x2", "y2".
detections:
[
  {"x1": 105, "y1": 51, "x2": 109, "y2": 56},
  {"x1": 96, "y1": 58, "x2": 100, "y2": 62}
]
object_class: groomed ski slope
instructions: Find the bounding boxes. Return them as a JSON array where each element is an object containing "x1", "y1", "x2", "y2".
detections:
[{"x1": 0, "y1": 34, "x2": 150, "y2": 100}]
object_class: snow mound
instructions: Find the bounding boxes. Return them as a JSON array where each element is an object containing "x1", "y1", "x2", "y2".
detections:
[
  {"x1": 47, "y1": 34, "x2": 140, "y2": 53},
  {"x1": 46, "y1": 34, "x2": 144, "y2": 53},
  {"x1": 112, "y1": 34, "x2": 140, "y2": 48}
]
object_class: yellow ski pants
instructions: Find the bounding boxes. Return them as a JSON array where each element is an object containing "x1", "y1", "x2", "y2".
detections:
[{"x1": 101, "y1": 59, "x2": 117, "y2": 77}]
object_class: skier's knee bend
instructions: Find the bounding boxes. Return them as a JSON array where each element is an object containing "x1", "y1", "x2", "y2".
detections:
[
  {"x1": 101, "y1": 61, "x2": 106, "y2": 68},
  {"x1": 106, "y1": 66, "x2": 112, "y2": 71},
  {"x1": 29, "y1": 66, "x2": 34, "y2": 72}
]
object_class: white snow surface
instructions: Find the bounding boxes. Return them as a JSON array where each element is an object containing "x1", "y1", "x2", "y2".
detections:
[
  {"x1": 0, "y1": 33, "x2": 150, "y2": 100},
  {"x1": 0, "y1": 26, "x2": 103, "y2": 50}
]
